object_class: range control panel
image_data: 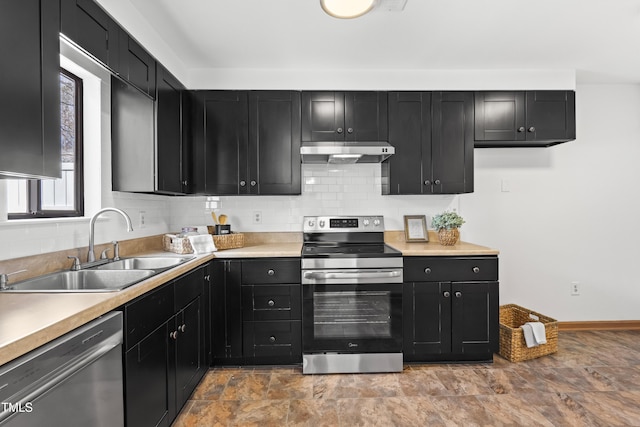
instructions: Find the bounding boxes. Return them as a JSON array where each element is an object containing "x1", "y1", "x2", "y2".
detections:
[{"x1": 303, "y1": 216, "x2": 384, "y2": 233}]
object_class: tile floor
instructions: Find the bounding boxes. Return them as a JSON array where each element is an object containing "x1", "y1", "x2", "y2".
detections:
[{"x1": 173, "y1": 330, "x2": 640, "y2": 426}]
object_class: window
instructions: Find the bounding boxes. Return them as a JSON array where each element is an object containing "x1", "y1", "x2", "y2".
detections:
[{"x1": 7, "y1": 69, "x2": 84, "y2": 218}]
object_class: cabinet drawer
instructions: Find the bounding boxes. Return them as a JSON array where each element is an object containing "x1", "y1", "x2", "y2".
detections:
[
  {"x1": 174, "y1": 267, "x2": 204, "y2": 311},
  {"x1": 241, "y1": 259, "x2": 300, "y2": 284},
  {"x1": 242, "y1": 321, "x2": 301, "y2": 359},
  {"x1": 125, "y1": 282, "x2": 174, "y2": 349},
  {"x1": 242, "y1": 284, "x2": 301, "y2": 321},
  {"x1": 404, "y1": 257, "x2": 498, "y2": 282}
]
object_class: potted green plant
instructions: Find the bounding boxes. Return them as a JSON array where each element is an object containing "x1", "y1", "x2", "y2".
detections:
[{"x1": 431, "y1": 211, "x2": 465, "y2": 246}]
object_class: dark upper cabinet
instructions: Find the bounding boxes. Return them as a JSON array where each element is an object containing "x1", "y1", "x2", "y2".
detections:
[
  {"x1": 475, "y1": 90, "x2": 576, "y2": 147},
  {"x1": 60, "y1": 0, "x2": 120, "y2": 72},
  {"x1": 248, "y1": 91, "x2": 301, "y2": 195},
  {"x1": 383, "y1": 92, "x2": 473, "y2": 195},
  {"x1": 0, "y1": 0, "x2": 61, "y2": 179},
  {"x1": 301, "y1": 91, "x2": 387, "y2": 142},
  {"x1": 156, "y1": 64, "x2": 189, "y2": 194},
  {"x1": 119, "y1": 32, "x2": 156, "y2": 98},
  {"x1": 192, "y1": 91, "x2": 301, "y2": 195}
]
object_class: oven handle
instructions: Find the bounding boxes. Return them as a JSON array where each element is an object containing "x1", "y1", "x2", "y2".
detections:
[{"x1": 303, "y1": 270, "x2": 401, "y2": 280}]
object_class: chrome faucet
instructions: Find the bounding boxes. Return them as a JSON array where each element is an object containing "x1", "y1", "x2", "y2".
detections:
[{"x1": 87, "y1": 208, "x2": 133, "y2": 262}]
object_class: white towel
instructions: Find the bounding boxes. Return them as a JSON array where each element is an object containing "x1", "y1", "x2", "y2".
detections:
[
  {"x1": 520, "y1": 323, "x2": 537, "y2": 348},
  {"x1": 527, "y1": 321, "x2": 547, "y2": 345}
]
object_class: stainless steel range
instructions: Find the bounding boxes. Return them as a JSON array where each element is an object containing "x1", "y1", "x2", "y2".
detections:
[{"x1": 301, "y1": 215, "x2": 403, "y2": 374}]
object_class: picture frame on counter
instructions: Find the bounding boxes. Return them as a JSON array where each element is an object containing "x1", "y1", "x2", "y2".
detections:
[{"x1": 403, "y1": 215, "x2": 428, "y2": 242}]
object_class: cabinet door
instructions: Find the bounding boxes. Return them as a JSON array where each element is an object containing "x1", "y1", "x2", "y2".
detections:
[
  {"x1": 248, "y1": 91, "x2": 301, "y2": 195},
  {"x1": 193, "y1": 91, "x2": 249, "y2": 194},
  {"x1": 403, "y1": 282, "x2": 452, "y2": 359},
  {"x1": 474, "y1": 91, "x2": 525, "y2": 141},
  {"x1": 60, "y1": 0, "x2": 120, "y2": 71},
  {"x1": 384, "y1": 92, "x2": 431, "y2": 195},
  {"x1": 119, "y1": 32, "x2": 156, "y2": 97},
  {"x1": 451, "y1": 281, "x2": 499, "y2": 355},
  {"x1": 301, "y1": 92, "x2": 345, "y2": 141},
  {"x1": 211, "y1": 260, "x2": 243, "y2": 363},
  {"x1": 344, "y1": 92, "x2": 388, "y2": 141},
  {"x1": 175, "y1": 297, "x2": 205, "y2": 409},
  {"x1": 431, "y1": 92, "x2": 474, "y2": 194},
  {"x1": 525, "y1": 91, "x2": 576, "y2": 142},
  {"x1": 156, "y1": 64, "x2": 187, "y2": 194},
  {"x1": 0, "y1": 0, "x2": 61, "y2": 179},
  {"x1": 125, "y1": 321, "x2": 174, "y2": 427}
]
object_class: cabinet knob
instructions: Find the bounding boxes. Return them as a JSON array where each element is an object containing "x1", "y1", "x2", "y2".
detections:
[
  {"x1": 518, "y1": 127, "x2": 525, "y2": 133},
  {"x1": 240, "y1": 180, "x2": 246, "y2": 187},
  {"x1": 204, "y1": 275, "x2": 210, "y2": 281},
  {"x1": 528, "y1": 126, "x2": 536, "y2": 132},
  {"x1": 337, "y1": 127, "x2": 343, "y2": 134},
  {"x1": 268, "y1": 299, "x2": 275, "y2": 307},
  {"x1": 182, "y1": 180, "x2": 188, "y2": 186},
  {"x1": 269, "y1": 336, "x2": 276, "y2": 343},
  {"x1": 434, "y1": 179, "x2": 441, "y2": 185},
  {"x1": 347, "y1": 127, "x2": 353, "y2": 134},
  {"x1": 267, "y1": 269, "x2": 275, "y2": 276},
  {"x1": 443, "y1": 291, "x2": 450, "y2": 298},
  {"x1": 179, "y1": 324, "x2": 186, "y2": 333},
  {"x1": 472, "y1": 267, "x2": 480, "y2": 273},
  {"x1": 250, "y1": 180, "x2": 257, "y2": 187},
  {"x1": 424, "y1": 268, "x2": 432, "y2": 274},
  {"x1": 424, "y1": 180, "x2": 431, "y2": 186},
  {"x1": 455, "y1": 291, "x2": 462, "y2": 298},
  {"x1": 170, "y1": 331, "x2": 178, "y2": 340}
]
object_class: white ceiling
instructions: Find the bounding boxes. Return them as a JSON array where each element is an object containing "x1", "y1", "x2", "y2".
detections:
[{"x1": 97, "y1": 0, "x2": 640, "y2": 84}]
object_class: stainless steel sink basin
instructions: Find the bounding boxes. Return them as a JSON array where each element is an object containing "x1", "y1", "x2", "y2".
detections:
[
  {"x1": 95, "y1": 256, "x2": 194, "y2": 271},
  {"x1": 2, "y1": 269, "x2": 155, "y2": 293}
]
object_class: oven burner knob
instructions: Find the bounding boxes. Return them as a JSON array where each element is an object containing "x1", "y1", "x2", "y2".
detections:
[
  {"x1": 373, "y1": 219, "x2": 381, "y2": 226},
  {"x1": 319, "y1": 220, "x2": 325, "y2": 228},
  {"x1": 363, "y1": 219, "x2": 370, "y2": 226},
  {"x1": 308, "y1": 220, "x2": 315, "y2": 227}
]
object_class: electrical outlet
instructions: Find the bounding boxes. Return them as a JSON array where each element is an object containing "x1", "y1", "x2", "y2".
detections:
[
  {"x1": 139, "y1": 211, "x2": 146, "y2": 229},
  {"x1": 571, "y1": 281, "x2": 580, "y2": 296},
  {"x1": 253, "y1": 211, "x2": 262, "y2": 224}
]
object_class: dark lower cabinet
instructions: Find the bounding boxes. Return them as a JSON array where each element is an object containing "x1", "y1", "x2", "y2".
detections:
[
  {"x1": 0, "y1": 0, "x2": 61, "y2": 179},
  {"x1": 124, "y1": 264, "x2": 208, "y2": 427},
  {"x1": 384, "y1": 92, "x2": 473, "y2": 195},
  {"x1": 403, "y1": 256, "x2": 499, "y2": 362},
  {"x1": 211, "y1": 258, "x2": 302, "y2": 365},
  {"x1": 474, "y1": 90, "x2": 576, "y2": 147}
]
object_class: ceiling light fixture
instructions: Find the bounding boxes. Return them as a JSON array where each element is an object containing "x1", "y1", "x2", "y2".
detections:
[{"x1": 320, "y1": 0, "x2": 377, "y2": 19}]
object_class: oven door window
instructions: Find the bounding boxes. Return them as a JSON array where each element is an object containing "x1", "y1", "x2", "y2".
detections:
[{"x1": 303, "y1": 283, "x2": 402, "y2": 353}]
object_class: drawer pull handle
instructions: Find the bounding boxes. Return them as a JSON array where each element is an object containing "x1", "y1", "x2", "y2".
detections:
[
  {"x1": 455, "y1": 291, "x2": 462, "y2": 298},
  {"x1": 268, "y1": 299, "x2": 275, "y2": 307},
  {"x1": 267, "y1": 269, "x2": 275, "y2": 276},
  {"x1": 424, "y1": 268, "x2": 432, "y2": 274},
  {"x1": 443, "y1": 291, "x2": 450, "y2": 298},
  {"x1": 269, "y1": 336, "x2": 276, "y2": 343},
  {"x1": 473, "y1": 267, "x2": 480, "y2": 273}
]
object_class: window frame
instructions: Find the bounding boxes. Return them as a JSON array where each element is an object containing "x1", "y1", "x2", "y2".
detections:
[{"x1": 8, "y1": 68, "x2": 84, "y2": 219}]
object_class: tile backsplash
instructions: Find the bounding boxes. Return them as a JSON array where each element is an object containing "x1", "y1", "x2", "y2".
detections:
[{"x1": 169, "y1": 164, "x2": 459, "y2": 232}]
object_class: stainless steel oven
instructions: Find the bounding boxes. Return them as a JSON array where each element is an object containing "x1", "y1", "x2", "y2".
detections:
[{"x1": 301, "y1": 216, "x2": 403, "y2": 374}]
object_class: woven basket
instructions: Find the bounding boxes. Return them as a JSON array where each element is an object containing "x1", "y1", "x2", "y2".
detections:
[
  {"x1": 212, "y1": 233, "x2": 245, "y2": 250},
  {"x1": 162, "y1": 234, "x2": 193, "y2": 254},
  {"x1": 499, "y1": 304, "x2": 558, "y2": 362},
  {"x1": 437, "y1": 228, "x2": 460, "y2": 246}
]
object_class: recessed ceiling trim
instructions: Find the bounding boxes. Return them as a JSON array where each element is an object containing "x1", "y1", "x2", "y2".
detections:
[{"x1": 320, "y1": 0, "x2": 378, "y2": 19}]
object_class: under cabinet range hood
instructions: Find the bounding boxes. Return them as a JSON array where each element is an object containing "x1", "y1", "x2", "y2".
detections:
[{"x1": 300, "y1": 141, "x2": 395, "y2": 164}]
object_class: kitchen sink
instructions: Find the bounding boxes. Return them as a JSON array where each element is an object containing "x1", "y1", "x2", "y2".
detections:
[
  {"x1": 1, "y1": 269, "x2": 155, "y2": 293},
  {"x1": 95, "y1": 256, "x2": 194, "y2": 271}
]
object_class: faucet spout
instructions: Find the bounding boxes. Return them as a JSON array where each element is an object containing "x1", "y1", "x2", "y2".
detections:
[{"x1": 88, "y1": 208, "x2": 133, "y2": 262}]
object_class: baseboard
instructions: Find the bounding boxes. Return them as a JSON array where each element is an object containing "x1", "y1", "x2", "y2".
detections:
[{"x1": 559, "y1": 320, "x2": 640, "y2": 331}]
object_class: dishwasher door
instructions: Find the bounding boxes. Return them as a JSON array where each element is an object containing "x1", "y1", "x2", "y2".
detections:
[{"x1": 0, "y1": 312, "x2": 124, "y2": 427}]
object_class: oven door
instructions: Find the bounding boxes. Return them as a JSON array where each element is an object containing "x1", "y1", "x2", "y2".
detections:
[{"x1": 302, "y1": 282, "x2": 402, "y2": 354}]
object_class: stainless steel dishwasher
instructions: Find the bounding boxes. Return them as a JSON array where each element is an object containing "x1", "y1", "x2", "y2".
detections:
[{"x1": 0, "y1": 312, "x2": 124, "y2": 427}]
